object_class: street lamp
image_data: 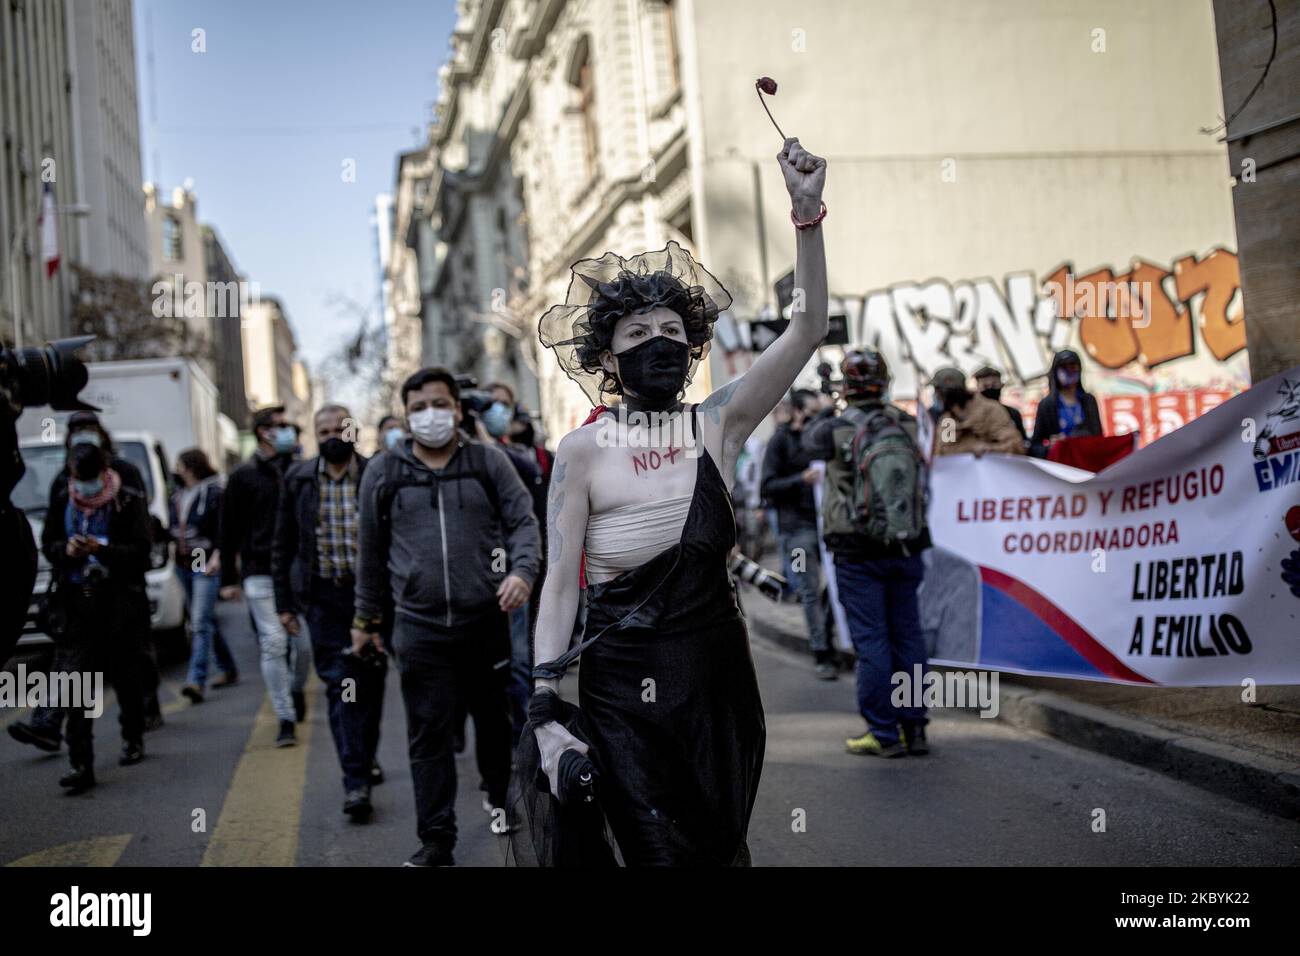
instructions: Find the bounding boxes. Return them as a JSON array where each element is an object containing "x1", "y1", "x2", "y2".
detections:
[{"x1": 7, "y1": 201, "x2": 92, "y2": 349}]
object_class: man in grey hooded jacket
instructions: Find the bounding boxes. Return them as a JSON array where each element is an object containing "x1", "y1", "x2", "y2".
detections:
[{"x1": 353, "y1": 367, "x2": 540, "y2": 867}]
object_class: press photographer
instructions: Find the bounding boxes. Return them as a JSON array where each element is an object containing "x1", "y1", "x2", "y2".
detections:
[{"x1": 0, "y1": 337, "x2": 95, "y2": 665}]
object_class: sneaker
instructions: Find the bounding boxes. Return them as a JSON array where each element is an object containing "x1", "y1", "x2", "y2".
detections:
[
  {"x1": 814, "y1": 662, "x2": 837, "y2": 681},
  {"x1": 59, "y1": 765, "x2": 96, "y2": 794},
  {"x1": 275, "y1": 720, "x2": 296, "y2": 748},
  {"x1": 181, "y1": 683, "x2": 204, "y2": 704},
  {"x1": 900, "y1": 722, "x2": 929, "y2": 756},
  {"x1": 370, "y1": 760, "x2": 384, "y2": 785},
  {"x1": 143, "y1": 714, "x2": 165, "y2": 732},
  {"x1": 211, "y1": 672, "x2": 239, "y2": 689},
  {"x1": 845, "y1": 730, "x2": 907, "y2": 758},
  {"x1": 119, "y1": 740, "x2": 144, "y2": 766},
  {"x1": 343, "y1": 786, "x2": 373, "y2": 821},
  {"x1": 403, "y1": 843, "x2": 453, "y2": 867},
  {"x1": 293, "y1": 691, "x2": 306, "y2": 723},
  {"x1": 7, "y1": 721, "x2": 62, "y2": 753}
]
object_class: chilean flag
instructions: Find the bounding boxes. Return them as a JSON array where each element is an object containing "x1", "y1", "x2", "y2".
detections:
[{"x1": 38, "y1": 182, "x2": 60, "y2": 277}]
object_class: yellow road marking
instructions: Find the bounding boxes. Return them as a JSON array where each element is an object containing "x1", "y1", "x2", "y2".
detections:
[
  {"x1": 200, "y1": 679, "x2": 318, "y2": 867},
  {"x1": 6, "y1": 833, "x2": 132, "y2": 867}
]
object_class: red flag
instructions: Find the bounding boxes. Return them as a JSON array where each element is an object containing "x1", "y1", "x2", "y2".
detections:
[{"x1": 38, "y1": 182, "x2": 60, "y2": 278}]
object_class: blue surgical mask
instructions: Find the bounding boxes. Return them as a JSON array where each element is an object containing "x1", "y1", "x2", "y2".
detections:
[
  {"x1": 70, "y1": 431, "x2": 102, "y2": 448},
  {"x1": 271, "y1": 426, "x2": 297, "y2": 454},
  {"x1": 74, "y1": 478, "x2": 104, "y2": 498},
  {"x1": 384, "y1": 427, "x2": 405, "y2": 450},
  {"x1": 484, "y1": 401, "x2": 512, "y2": 438}
]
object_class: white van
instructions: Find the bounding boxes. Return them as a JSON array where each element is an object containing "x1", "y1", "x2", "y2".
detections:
[{"x1": 12, "y1": 430, "x2": 186, "y2": 649}]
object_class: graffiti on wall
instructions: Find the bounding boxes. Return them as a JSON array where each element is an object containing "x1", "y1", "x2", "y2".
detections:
[{"x1": 795, "y1": 247, "x2": 1247, "y2": 400}]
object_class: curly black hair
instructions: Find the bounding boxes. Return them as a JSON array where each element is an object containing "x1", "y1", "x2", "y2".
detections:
[
  {"x1": 538, "y1": 240, "x2": 732, "y2": 406},
  {"x1": 572, "y1": 271, "x2": 715, "y2": 398}
]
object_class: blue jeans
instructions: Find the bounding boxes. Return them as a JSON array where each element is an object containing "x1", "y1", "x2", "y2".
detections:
[
  {"x1": 177, "y1": 566, "x2": 237, "y2": 688},
  {"x1": 779, "y1": 525, "x2": 827, "y2": 657},
  {"x1": 507, "y1": 602, "x2": 531, "y2": 741},
  {"x1": 243, "y1": 574, "x2": 311, "y2": 723},
  {"x1": 834, "y1": 554, "x2": 928, "y2": 745}
]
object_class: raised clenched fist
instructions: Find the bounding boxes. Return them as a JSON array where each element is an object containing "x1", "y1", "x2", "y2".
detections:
[{"x1": 777, "y1": 138, "x2": 827, "y2": 220}]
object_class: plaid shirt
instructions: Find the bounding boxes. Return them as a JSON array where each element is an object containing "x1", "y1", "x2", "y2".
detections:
[{"x1": 316, "y1": 457, "x2": 359, "y2": 579}]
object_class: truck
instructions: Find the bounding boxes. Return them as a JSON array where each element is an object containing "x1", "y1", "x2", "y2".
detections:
[
  {"x1": 16, "y1": 358, "x2": 222, "y2": 471},
  {"x1": 12, "y1": 358, "x2": 226, "y2": 652}
]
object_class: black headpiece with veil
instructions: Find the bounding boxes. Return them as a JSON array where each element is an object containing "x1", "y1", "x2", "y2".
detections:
[{"x1": 538, "y1": 240, "x2": 732, "y2": 406}]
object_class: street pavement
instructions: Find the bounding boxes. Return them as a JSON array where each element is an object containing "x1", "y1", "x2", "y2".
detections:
[{"x1": 2, "y1": 598, "x2": 1297, "y2": 867}]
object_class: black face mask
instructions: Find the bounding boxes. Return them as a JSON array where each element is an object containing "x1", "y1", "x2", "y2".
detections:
[
  {"x1": 980, "y1": 386, "x2": 1002, "y2": 402},
  {"x1": 614, "y1": 335, "x2": 690, "y2": 410},
  {"x1": 320, "y1": 437, "x2": 354, "y2": 465},
  {"x1": 940, "y1": 386, "x2": 971, "y2": 410}
]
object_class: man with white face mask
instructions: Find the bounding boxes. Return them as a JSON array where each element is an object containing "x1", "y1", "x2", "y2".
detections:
[{"x1": 353, "y1": 367, "x2": 540, "y2": 867}]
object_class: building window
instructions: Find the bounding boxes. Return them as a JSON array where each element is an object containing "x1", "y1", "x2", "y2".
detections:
[
  {"x1": 569, "y1": 36, "x2": 599, "y2": 180},
  {"x1": 162, "y1": 214, "x2": 182, "y2": 261},
  {"x1": 663, "y1": 0, "x2": 680, "y2": 92}
]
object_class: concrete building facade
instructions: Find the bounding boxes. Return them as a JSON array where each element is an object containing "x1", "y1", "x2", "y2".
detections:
[
  {"x1": 66, "y1": 0, "x2": 148, "y2": 280},
  {"x1": 0, "y1": 0, "x2": 83, "y2": 346},
  {"x1": 410, "y1": 0, "x2": 1248, "y2": 447},
  {"x1": 143, "y1": 182, "x2": 250, "y2": 428},
  {"x1": 240, "y1": 296, "x2": 312, "y2": 445},
  {"x1": 1212, "y1": 0, "x2": 1299, "y2": 382}
]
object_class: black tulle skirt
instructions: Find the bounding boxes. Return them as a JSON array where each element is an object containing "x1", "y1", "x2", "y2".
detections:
[{"x1": 508, "y1": 412, "x2": 766, "y2": 866}]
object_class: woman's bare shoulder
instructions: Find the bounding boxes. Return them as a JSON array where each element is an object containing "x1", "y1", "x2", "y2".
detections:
[{"x1": 553, "y1": 422, "x2": 603, "y2": 472}]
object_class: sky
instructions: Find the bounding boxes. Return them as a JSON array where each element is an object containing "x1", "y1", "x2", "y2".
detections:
[{"x1": 133, "y1": 0, "x2": 457, "y2": 371}]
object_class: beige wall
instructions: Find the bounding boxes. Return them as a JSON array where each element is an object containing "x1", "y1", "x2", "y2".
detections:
[{"x1": 685, "y1": 0, "x2": 1246, "y2": 433}]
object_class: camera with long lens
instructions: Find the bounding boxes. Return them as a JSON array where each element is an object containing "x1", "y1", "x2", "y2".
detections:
[
  {"x1": 729, "y1": 553, "x2": 788, "y2": 602},
  {"x1": 0, "y1": 335, "x2": 97, "y2": 417}
]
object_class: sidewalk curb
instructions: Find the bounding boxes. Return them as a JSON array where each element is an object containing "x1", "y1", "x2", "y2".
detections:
[{"x1": 745, "y1": 604, "x2": 1300, "y2": 820}]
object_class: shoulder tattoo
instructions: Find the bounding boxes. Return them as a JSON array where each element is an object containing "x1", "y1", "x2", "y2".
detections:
[{"x1": 699, "y1": 380, "x2": 741, "y2": 425}]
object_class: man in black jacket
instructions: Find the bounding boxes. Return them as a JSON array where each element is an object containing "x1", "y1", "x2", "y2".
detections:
[
  {"x1": 352, "y1": 367, "x2": 540, "y2": 867},
  {"x1": 273, "y1": 404, "x2": 385, "y2": 820},
  {"x1": 220, "y1": 405, "x2": 310, "y2": 747},
  {"x1": 761, "y1": 388, "x2": 834, "y2": 678},
  {"x1": 41, "y1": 442, "x2": 152, "y2": 793},
  {"x1": 973, "y1": 365, "x2": 1028, "y2": 448}
]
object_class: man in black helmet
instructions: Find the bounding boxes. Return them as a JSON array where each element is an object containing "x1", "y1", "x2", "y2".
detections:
[{"x1": 803, "y1": 349, "x2": 932, "y2": 758}]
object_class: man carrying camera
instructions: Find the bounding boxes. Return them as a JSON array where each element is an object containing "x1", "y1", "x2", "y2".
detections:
[
  {"x1": 41, "y1": 440, "x2": 152, "y2": 793},
  {"x1": 273, "y1": 404, "x2": 386, "y2": 822},
  {"x1": 8, "y1": 411, "x2": 155, "y2": 753}
]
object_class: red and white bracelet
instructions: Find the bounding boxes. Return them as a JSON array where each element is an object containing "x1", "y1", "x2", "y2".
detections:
[{"x1": 791, "y1": 201, "x2": 828, "y2": 230}]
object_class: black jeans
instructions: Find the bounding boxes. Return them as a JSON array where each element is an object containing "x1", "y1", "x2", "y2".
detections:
[
  {"x1": 61, "y1": 590, "x2": 146, "y2": 768},
  {"x1": 305, "y1": 577, "x2": 386, "y2": 792},
  {"x1": 31, "y1": 589, "x2": 155, "y2": 740},
  {"x1": 391, "y1": 610, "x2": 512, "y2": 851}
]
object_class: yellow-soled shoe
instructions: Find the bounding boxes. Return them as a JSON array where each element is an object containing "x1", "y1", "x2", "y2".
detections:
[{"x1": 845, "y1": 730, "x2": 906, "y2": 758}]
